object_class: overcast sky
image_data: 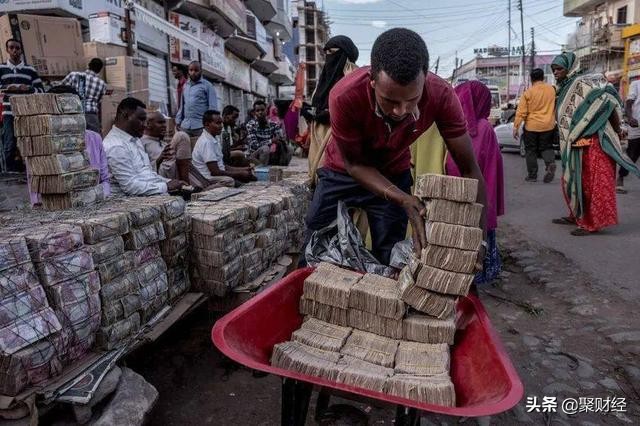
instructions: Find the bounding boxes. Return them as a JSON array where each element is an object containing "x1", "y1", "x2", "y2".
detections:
[{"x1": 320, "y1": 0, "x2": 579, "y2": 78}]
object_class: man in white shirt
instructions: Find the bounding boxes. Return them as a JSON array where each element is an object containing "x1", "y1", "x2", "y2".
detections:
[
  {"x1": 191, "y1": 110, "x2": 255, "y2": 188},
  {"x1": 103, "y1": 97, "x2": 186, "y2": 196},
  {"x1": 618, "y1": 79, "x2": 640, "y2": 192}
]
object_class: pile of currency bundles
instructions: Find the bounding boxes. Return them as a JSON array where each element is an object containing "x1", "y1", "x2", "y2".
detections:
[
  {"x1": 188, "y1": 183, "x2": 308, "y2": 297},
  {"x1": 399, "y1": 174, "x2": 482, "y2": 318},
  {"x1": 0, "y1": 235, "x2": 64, "y2": 395},
  {"x1": 10, "y1": 93, "x2": 103, "y2": 210}
]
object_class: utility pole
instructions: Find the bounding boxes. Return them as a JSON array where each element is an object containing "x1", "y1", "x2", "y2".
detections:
[
  {"x1": 453, "y1": 50, "x2": 458, "y2": 81},
  {"x1": 518, "y1": 0, "x2": 525, "y2": 92},
  {"x1": 507, "y1": 0, "x2": 511, "y2": 102},
  {"x1": 435, "y1": 56, "x2": 440, "y2": 75},
  {"x1": 530, "y1": 27, "x2": 536, "y2": 74}
]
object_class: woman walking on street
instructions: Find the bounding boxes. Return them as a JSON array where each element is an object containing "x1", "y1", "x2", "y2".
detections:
[
  {"x1": 551, "y1": 52, "x2": 640, "y2": 236},
  {"x1": 446, "y1": 81, "x2": 505, "y2": 284}
]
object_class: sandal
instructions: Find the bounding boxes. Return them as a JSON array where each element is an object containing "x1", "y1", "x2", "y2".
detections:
[
  {"x1": 552, "y1": 217, "x2": 575, "y2": 225},
  {"x1": 570, "y1": 228, "x2": 592, "y2": 236}
]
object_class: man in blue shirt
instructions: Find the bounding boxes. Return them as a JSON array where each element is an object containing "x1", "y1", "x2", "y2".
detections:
[{"x1": 176, "y1": 61, "x2": 217, "y2": 137}]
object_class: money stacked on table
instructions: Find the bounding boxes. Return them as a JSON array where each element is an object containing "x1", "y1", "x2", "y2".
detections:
[
  {"x1": 272, "y1": 262, "x2": 457, "y2": 407},
  {"x1": 399, "y1": 174, "x2": 482, "y2": 318},
  {"x1": 10, "y1": 93, "x2": 103, "y2": 210}
]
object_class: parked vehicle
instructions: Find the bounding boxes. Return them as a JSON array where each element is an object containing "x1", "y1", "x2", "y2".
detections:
[{"x1": 495, "y1": 122, "x2": 560, "y2": 157}]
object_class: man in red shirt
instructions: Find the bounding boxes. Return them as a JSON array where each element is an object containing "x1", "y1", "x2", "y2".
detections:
[{"x1": 304, "y1": 28, "x2": 487, "y2": 265}]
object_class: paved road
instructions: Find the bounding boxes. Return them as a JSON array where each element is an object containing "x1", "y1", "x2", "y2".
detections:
[{"x1": 500, "y1": 149, "x2": 640, "y2": 299}]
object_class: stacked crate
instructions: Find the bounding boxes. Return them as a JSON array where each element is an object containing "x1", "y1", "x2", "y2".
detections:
[
  {"x1": 10, "y1": 93, "x2": 103, "y2": 210},
  {"x1": 0, "y1": 235, "x2": 65, "y2": 396},
  {"x1": 398, "y1": 174, "x2": 482, "y2": 319}
]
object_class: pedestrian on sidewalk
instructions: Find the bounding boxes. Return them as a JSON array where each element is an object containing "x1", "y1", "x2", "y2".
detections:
[
  {"x1": 176, "y1": 61, "x2": 218, "y2": 138},
  {"x1": 446, "y1": 81, "x2": 505, "y2": 284},
  {"x1": 302, "y1": 28, "x2": 488, "y2": 266},
  {"x1": 513, "y1": 68, "x2": 557, "y2": 183},
  {"x1": 551, "y1": 52, "x2": 640, "y2": 236},
  {"x1": 0, "y1": 39, "x2": 44, "y2": 172},
  {"x1": 61, "y1": 58, "x2": 107, "y2": 133},
  {"x1": 617, "y1": 78, "x2": 640, "y2": 193}
]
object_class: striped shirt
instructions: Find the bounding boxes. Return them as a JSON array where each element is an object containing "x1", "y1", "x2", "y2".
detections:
[{"x1": 0, "y1": 61, "x2": 45, "y2": 117}]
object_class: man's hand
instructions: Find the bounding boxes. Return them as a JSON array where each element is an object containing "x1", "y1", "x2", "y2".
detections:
[
  {"x1": 167, "y1": 179, "x2": 185, "y2": 192},
  {"x1": 401, "y1": 194, "x2": 427, "y2": 255},
  {"x1": 157, "y1": 144, "x2": 174, "y2": 167},
  {"x1": 512, "y1": 128, "x2": 519, "y2": 140},
  {"x1": 629, "y1": 118, "x2": 639, "y2": 128}
]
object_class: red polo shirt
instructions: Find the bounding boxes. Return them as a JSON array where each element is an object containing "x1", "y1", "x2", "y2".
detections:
[{"x1": 324, "y1": 66, "x2": 467, "y2": 176}]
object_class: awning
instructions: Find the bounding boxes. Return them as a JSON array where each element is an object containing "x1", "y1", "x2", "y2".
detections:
[
  {"x1": 176, "y1": 1, "x2": 237, "y2": 38},
  {"x1": 252, "y1": 58, "x2": 278, "y2": 74},
  {"x1": 245, "y1": 0, "x2": 277, "y2": 22},
  {"x1": 133, "y1": 3, "x2": 212, "y2": 56},
  {"x1": 226, "y1": 34, "x2": 266, "y2": 62}
]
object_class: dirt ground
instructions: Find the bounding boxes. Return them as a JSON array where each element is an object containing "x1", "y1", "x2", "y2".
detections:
[{"x1": 126, "y1": 223, "x2": 640, "y2": 426}]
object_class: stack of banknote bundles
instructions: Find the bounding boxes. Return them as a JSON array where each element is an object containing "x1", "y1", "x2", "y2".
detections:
[
  {"x1": 0, "y1": 234, "x2": 65, "y2": 395},
  {"x1": 386, "y1": 374, "x2": 456, "y2": 406},
  {"x1": 11, "y1": 94, "x2": 104, "y2": 210},
  {"x1": 291, "y1": 318, "x2": 352, "y2": 352},
  {"x1": 340, "y1": 330, "x2": 398, "y2": 368},
  {"x1": 187, "y1": 184, "x2": 308, "y2": 297},
  {"x1": 144, "y1": 196, "x2": 190, "y2": 303},
  {"x1": 336, "y1": 356, "x2": 394, "y2": 392},
  {"x1": 24, "y1": 224, "x2": 101, "y2": 363},
  {"x1": 402, "y1": 313, "x2": 456, "y2": 345},
  {"x1": 399, "y1": 174, "x2": 483, "y2": 318},
  {"x1": 271, "y1": 340, "x2": 343, "y2": 381}
]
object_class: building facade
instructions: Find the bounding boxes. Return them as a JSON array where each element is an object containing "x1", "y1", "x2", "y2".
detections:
[
  {"x1": 0, "y1": 0, "x2": 297, "y2": 119},
  {"x1": 454, "y1": 54, "x2": 556, "y2": 102},
  {"x1": 564, "y1": 0, "x2": 640, "y2": 85}
]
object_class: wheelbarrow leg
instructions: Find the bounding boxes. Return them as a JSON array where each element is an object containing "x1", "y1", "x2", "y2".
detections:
[
  {"x1": 281, "y1": 378, "x2": 313, "y2": 426},
  {"x1": 314, "y1": 387, "x2": 331, "y2": 420},
  {"x1": 395, "y1": 406, "x2": 419, "y2": 426}
]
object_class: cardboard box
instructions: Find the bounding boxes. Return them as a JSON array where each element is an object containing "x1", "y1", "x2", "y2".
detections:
[
  {"x1": 83, "y1": 42, "x2": 128, "y2": 79},
  {"x1": 105, "y1": 56, "x2": 149, "y2": 97},
  {"x1": 0, "y1": 14, "x2": 84, "y2": 77},
  {"x1": 100, "y1": 86, "x2": 126, "y2": 137},
  {"x1": 88, "y1": 12, "x2": 129, "y2": 47}
]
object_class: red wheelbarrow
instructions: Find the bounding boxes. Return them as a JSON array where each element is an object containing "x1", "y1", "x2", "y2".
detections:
[{"x1": 212, "y1": 268, "x2": 524, "y2": 425}]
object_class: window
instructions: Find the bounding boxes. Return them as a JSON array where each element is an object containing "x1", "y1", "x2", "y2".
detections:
[{"x1": 617, "y1": 6, "x2": 627, "y2": 25}]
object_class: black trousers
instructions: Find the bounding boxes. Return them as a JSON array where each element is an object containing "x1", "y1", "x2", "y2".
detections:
[
  {"x1": 523, "y1": 128, "x2": 556, "y2": 177},
  {"x1": 619, "y1": 137, "x2": 640, "y2": 178},
  {"x1": 303, "y1": 168, "x2": 412, "y2": 266}
]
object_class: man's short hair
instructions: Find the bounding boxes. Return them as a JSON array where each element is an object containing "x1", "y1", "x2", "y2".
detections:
[
  {"x1": 222, "y1": 105, "x2": 240, "y2": 116},
  {"x1": 116, "y1": 97, "x2": 146, "y2": 119},
  {"x1": 189, "y1": 60, "x2": 201, "y2": 67},
  {"x1": 5, "y1": 39, "x2": 21, "y2": 50},
  {"x1": 88, "y1": 58, "x2": 104, "y2": 73},
  {"x1": 253, "y1": 100, "x2": 266, "y2": 109},
  {"x1": 530, "y1": 68, "x2": 545, "y2": 82},
  {"x1": 371, "y1": 28, "x2": 429, "y2": 85},
  {"x1": 202, "y1": 109, "x2": 221, "y2": 126},
  {"x1": 172, "y1": 64, "x2": 187, "y2": 74},
  {"x1": 47, "y1": 85, "x2": 78, "y2": 96}
]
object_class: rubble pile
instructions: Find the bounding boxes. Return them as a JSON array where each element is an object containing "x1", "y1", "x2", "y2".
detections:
[{"x1": 11, "y1": 93, "x2": 104, "y2": 210}]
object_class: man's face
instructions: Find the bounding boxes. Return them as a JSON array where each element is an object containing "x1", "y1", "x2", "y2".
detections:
[
  {"x1": 128, "y1": 107, "x2": 147, "y2": 138},
  {"x1": 188, "y1": 63, "x2": 202, "y2": 82},
  {"x1": 6, "y1": 41, "x2": 22, "y2": 63},
  {"x1": 254, "y1": 105, "x2": 267, "y2": 121},
  {"x1": 146, "y1": 113, "x2": 167, "y2": 139},
  {"x1": 223, "y1": 111, "x2": 239, "y2": 126},
  {"x1": 206, "y1": 115, "x2": 223, "y2": 136},
  {"x1": 551, "y1": 65, "x2": 568, "y2": 82},
  {"x1": 172, "y1": 66, "x2": 183, "y2": 79},
  {"x1": 370, "y1": 70, "x2": 425, "y2": 123}
]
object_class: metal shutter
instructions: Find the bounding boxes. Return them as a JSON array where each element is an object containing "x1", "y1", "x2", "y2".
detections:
[{"x1": 138, "y1": 50, "x2": 169, "y2": 113}]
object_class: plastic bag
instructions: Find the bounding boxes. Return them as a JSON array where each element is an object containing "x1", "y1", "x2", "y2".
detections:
[
  {"x1": 389, "y1": 239, "x2": 413, "y2": 271},
  {"x1": 304, "y1": 201, "x2": 395, "y2": 278}
]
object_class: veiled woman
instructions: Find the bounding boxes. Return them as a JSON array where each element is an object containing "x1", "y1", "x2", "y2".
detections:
[
  {"x1": 551, "y1": 52, "x2": 640, "y2": 235},
  {"x1": 306, "y1": 36, "x2": 359, "y2": 184}
]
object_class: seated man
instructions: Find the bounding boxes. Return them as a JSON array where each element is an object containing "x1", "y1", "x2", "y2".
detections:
[
  {"x1": 191, "y1": 110, "x2": 255, "y2": 188},
  {"x1": 141, "y1": 111, "x2": 193, "y2": 183},
  {"x1": 221, "y1": 105, "x2": 249, "y2": 166},
  {"x1": 103, "y1": 97, "x2": 186, "y2": 195},
  {"x1": 245, "y1": 100, "x2": 286, "y2": 165}
]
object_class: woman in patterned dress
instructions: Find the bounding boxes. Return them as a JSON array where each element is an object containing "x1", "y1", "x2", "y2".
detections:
[{"x1": 551, "y1": 52, "x2": 640, "y2": 236}]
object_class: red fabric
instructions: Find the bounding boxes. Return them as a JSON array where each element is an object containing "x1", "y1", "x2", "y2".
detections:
[
  {"x1": 562, "y1": 136, "x2": 618, "y2": 232},
  {"x1": 176, "y1": 76, "x2": 187, "y2": 109},
  {"x1": 324, "y1": 66, "x2": 467, "y2": 175}
]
